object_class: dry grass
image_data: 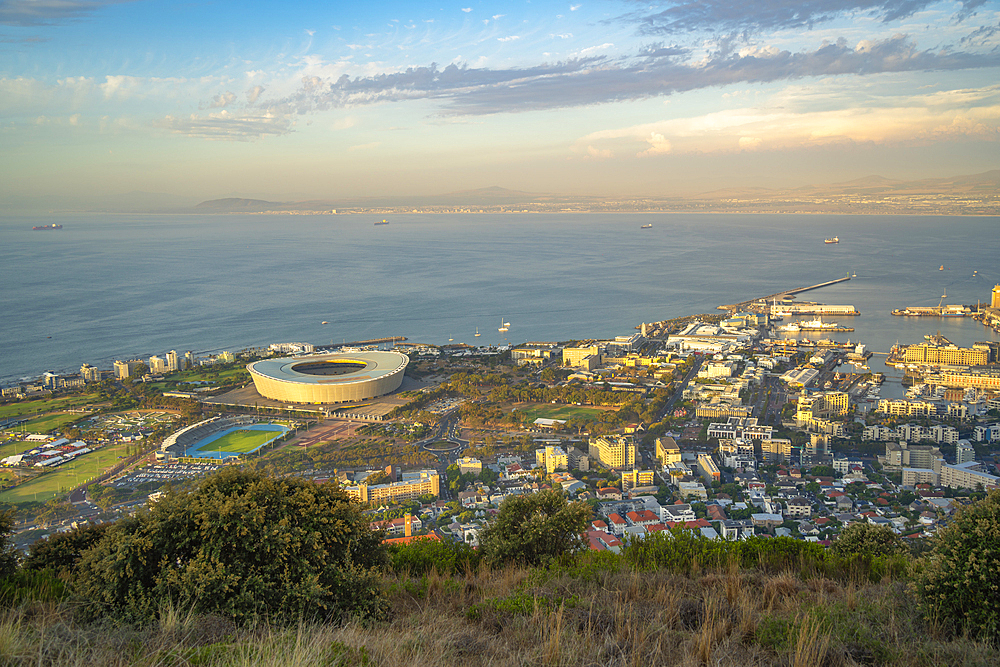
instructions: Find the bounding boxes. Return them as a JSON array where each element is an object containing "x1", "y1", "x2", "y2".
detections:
[{"x1": 0, "y1": 562, "x2": 998, "y2": 667}]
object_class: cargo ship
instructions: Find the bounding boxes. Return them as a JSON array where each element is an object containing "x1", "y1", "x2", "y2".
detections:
[
  {"x1": 32, "y1": 224, "x2": 62, "y2": 230},
  {"x1": 824, "y1": 236, "x2": 839, "y2": 244}
]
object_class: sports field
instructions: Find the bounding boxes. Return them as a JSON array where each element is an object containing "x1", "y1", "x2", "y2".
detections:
[
  {"x1": 186, "y1": 424, "x2": 289, "y2": 460},
  {"x1": 6, "y1": 413, "x2": 83, "y2": 435},
  {"x1": 515, "y1": 403, "x2": 610, "y2": 422},
  {"x1": 0, "y1": 442, "x2": 130, "y2": 505}
]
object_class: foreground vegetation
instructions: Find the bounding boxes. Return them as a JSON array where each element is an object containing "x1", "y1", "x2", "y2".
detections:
[{"x1": 1, "y1": 472, "x2": 999, "y2": 666}]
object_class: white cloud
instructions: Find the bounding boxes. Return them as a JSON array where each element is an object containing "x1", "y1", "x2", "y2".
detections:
[
  {"x1": 638, "y1": 132, "x2": 672, "y2": 157},
  {"x1": 246, "y1": 85, "x2": 265, "y2": 105},
  {"x1": 570, "y1": 4, "x2": 581, "y2": 10},
  {"x1": 498, "y1": 35, "x2": 520, "y2": 42},
  {"x1": 550, "y1": 33, "x2": 572, "y2": 39},
  {"x1": 584, "y1": 145, "x2": 612, "y2": 160},
  {"x1": 461, "y1": 7, "x2": 471, "y2": 12},
  {"x1": 575, "y1": 42, "x2": 613, "y2": 56},
  {"x1": 493, "y1": 14, "x2": 505, "y2": 20},
  {"x1": 208, "y1": 91, "x2": 237, "y2": 109},
  {"x1": 155, "y1": 110, "x2": 292, "y2": 141}
]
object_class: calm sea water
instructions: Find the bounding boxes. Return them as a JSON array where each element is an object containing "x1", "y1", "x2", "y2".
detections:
[{"x1": 2, "y1": 213, "x2": 999, "y2": 388}]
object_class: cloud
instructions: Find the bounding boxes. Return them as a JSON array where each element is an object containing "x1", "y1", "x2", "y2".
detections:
[
  {"x1": 551, "y1": 33, "x2": 573, "y2": 39},
  {"x1": 208, "y1": 91, "x2": 237, "y2": 109},
  {"x1": 246, "y1": 85, "x2": 265, "y2": 104},
  {"x1": 624, "y1": 0, "x2": 987, "y2": 36},
  {"x1": 492, "y1": 14, "x2": 504, "y2": 20},
  {"x1": 0, "y1": 0, "x2": 137, "y2": 27},
  {"x1": 461, "y1": 7, "x2": 471, "y2": 12},
  {"x1": 583, "y1": 145, "x2": 613, "y2": 159},
  {"x1": 498, "y1": 35, "x2": 520, "y2": 42},
  {"x1": 576, "y1": 82, "x2": 1000, "y2": 157},
  {"x1": 0, "y1": 34, "x2": 49, "y2": 43},
  {"x1": 570, "y1": 4, "x2": 581, "y2": 10},
  {"x1": 154, "y1": 110, "x2": 292, "y2": 141},
  {"x1": 638, "y1": 131, "x2": 671, "y2": 156}
]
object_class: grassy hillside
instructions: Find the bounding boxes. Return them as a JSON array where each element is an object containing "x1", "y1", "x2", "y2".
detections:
[{"x1": 0, "y1": 557, "x2": 995, "y2": 666}]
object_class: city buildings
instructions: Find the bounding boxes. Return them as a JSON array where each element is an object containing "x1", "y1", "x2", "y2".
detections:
[
  {"x1": 346, "y1": 469, "x2": 440, "y2": 504},
  {"x1": 588, "y1": 434, "x2": 637, "y2": 469}
]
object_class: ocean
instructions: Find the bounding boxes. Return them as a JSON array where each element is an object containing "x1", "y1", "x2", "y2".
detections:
[{"x1": 2, "y1": 213, "x2": 999, "y2": 390}]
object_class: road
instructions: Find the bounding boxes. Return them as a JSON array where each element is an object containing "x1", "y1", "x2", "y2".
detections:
[{"x1": 657, "y1": 355, "x2": 704, "y2": 422}]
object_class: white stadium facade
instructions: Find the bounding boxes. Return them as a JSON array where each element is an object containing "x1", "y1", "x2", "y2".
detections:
[{"x1": 247, "y1": 351, "x2": 409, "y2": 404}]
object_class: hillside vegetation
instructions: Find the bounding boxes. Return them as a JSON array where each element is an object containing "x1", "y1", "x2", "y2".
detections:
[{"x1": 0, "y1": 471, "x2": 998, "y2": 667}]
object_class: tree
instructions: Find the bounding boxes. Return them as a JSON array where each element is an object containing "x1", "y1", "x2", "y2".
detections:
[
  {"x1": 72, "y1": 468, "x2": 388, "y2": 623},
  {"x1": 832, "y1": 522, "x2": 907, "y2": 559},
  {"x1": 917, "y1": 490, "x2": 1000, "y2": 641},
  {"x1": 23, "y1": 523, "x2": 110, "y2": 579},
  {"x1": 0, "y1": 510, "x2": 18, "y2": 579},
  {"x1": 478, "y1": 490, "x2": 591, "y2": 567}
]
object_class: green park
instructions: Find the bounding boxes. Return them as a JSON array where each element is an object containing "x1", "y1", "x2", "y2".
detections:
[{"x1": 514, "y1": 403, "x2": 610, "y2": 423}]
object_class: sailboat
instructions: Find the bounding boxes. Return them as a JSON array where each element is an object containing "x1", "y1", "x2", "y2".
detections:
[
  {"x1": 498, "y1": 318, "x2": 509, "y2": 333},
  {"x1": 474, "y1": 327, "x2": 481, "y2": 337}
]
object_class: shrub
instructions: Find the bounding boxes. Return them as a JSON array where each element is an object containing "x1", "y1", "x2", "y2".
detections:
[
  {"x1": 387, "y1": 536, "x2": 480, "y2": 575},
  {"x1": 478, "y1": 490, "x2": 591, "y2": 567},
  {"x1": 917, "y1": 490, "x2": 1000, "y2": 641},
  {"x1": 832, "y1": 523, "x2": 907, "y2": 559},
  {"x1": 22, "y1": 523, "x2": 110, "y2": 579},
  {"x1": 0, "y1": 510, "x2": 17, "y2": 580},
  {"x1": 72, "y1": 468, "x2": 388, "y2": 624}
]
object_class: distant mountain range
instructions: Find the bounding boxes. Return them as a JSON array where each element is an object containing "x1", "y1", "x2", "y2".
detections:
[{"x1": 186, "y1": 171, "x2": 999, "y2": 216}]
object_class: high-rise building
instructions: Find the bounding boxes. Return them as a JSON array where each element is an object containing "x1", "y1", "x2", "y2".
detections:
[
  {"x1": 655, "y1": 436, "x2": 681, "y2": 467},
  {"x1": 149, "y1": 355, "x2": 167, "y2": 374},
  {"x1": 992, "y1": 284, "x2": 1000, "y2": 309},
  {"x1": 166, "y1": 350, "x2": 179, "y2": 372},
  {"x1": 588, "y1": 434, "x2": 636, "y2": 469},
  {"x1": 80, "y1": 364, "x2": 101, "y2": 382},
  {"x1": 114, "y1": 359, "x2": 143, "y2": 379},
  {"x1": 185, "y1": 351, "x2": 195, "y2": 369},
  {"x1": 535, "y1": 446, "x2": 568, "y2": 474}
]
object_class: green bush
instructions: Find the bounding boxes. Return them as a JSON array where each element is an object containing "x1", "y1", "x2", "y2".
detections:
[
  {"x1": 478, "y1": 490, "x2": 591, "y2": 567},
  {"x1": 387, "y1": 536, "x2": 480, "y2": 575},
  {"x1": 0, "y1": 510, "x2": 18, "y2": 580},
  {"x1": 72, "y1": 468, "x2": 388, "y2": 624},
  {"x1": 22, "y1": 523, "x2": 110, "y2": 579},
  {"x1": 917, "y1": 490, "x2": 1000, "y2": 641},
  {"x1": 832, "y1": 522, "x2": 907, "y2": 559}
]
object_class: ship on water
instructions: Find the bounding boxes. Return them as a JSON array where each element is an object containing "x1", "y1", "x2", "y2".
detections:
[
  {"x1": 32, "y1": 224, "x2": 62, "y2": 230},
  {"x1": 824, "y1": 236, "x2": 839, "y2": 244},
  {"x1": 374, "y1": 219, "x2": 389, "y2": 226},
  {"x1": 641, "y1": 223, "x2": 652, "y2": 229}
]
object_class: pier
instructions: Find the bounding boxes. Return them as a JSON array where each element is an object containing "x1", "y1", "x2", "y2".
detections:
[{"x1": 718, "y1": 276, "x2": 852, "y2": 311}]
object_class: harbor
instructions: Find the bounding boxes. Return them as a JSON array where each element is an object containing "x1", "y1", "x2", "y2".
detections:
[{"x1": 718, "y1": 275, "x2": 853, "y2": 312}]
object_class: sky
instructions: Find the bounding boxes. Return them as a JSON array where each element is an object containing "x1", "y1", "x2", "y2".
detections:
[{"x1": 2, "y1": 0, "x2": 999, "y2": 208}]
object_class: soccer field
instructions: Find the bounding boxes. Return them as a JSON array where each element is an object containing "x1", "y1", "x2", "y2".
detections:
[
  {"x1": 193, "y1": 429, "x2": 279, "y2": 454},
  {"x1": 516, "y1": 404, "x2": 609, "y2": 422}
]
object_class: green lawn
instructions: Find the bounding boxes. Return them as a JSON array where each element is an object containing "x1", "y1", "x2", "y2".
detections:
[
  {"x1": 5, "y1": 413, "x2": 85, "y2": 435},
  {"x1": 0, "y1": 442, "x2": 131, "y2": 505},
  {"x1": 0, "y1": 440, "x2": 34, "y2": 460},
  {"x1": 515, "y1": 403, "x2": 610, "y2": 422},
  {"x1": 193, "y1": 429, "x2": 282, "y2": 454},
  {"x1": 0, "y1": 393, "x2": 99, "y2": 419}
]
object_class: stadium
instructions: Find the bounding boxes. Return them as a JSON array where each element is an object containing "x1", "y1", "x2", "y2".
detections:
[
  {"x1": 247, "y1": 350, "x2": 409, "y2": 404},
  {"x1": 159, "y1": 416, "x2": 290, "y2": 461}
]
